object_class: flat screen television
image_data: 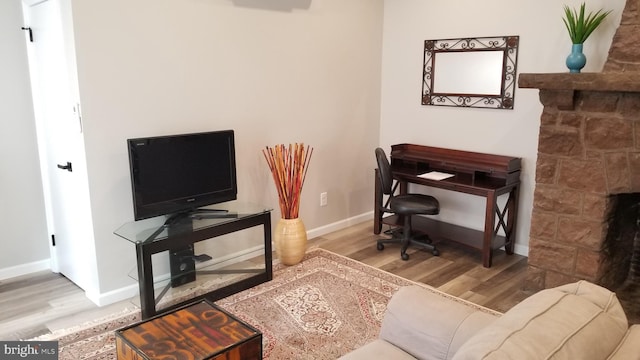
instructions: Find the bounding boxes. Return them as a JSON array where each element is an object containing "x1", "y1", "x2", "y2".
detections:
[{"x1": 127, "y1": 130, "x2": 237, "y2": 221}]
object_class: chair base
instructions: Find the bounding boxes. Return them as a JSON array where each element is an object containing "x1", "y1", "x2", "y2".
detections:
[{"x1": 377, "y1": 228, "x2": 439, "y2": 260}]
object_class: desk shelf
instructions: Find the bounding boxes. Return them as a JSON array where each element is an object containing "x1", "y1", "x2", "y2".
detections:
[{"x1": 381, "y1": 215, "x2": 507, "y2": 252}]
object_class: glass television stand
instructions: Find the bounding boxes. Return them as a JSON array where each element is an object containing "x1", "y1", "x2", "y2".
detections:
[{"x1": 115, "y1": 201, "x2": 273, "y2": 319}]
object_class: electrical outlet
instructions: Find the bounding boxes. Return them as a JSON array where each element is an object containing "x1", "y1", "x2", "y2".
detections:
[{"x1": 320, "y1": 192, "x2": 328, "y2": 207}]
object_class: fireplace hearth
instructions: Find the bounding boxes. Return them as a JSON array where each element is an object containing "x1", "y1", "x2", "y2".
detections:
[{"x1": 518, "y1": 0, "x2": 640, "y2": 324}]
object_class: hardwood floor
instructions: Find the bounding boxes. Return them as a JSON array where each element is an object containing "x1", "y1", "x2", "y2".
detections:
[
  {"x1": 310, "y1": 220, "x2": 532, "y2": 313},
  {"x1": 0, "y1": 220, "x2": 531, "y2": 341}
]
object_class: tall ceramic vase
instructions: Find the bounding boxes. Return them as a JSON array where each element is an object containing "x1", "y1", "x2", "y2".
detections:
[
  {"x1": 566, "y1": 43, "x2": 587, "y2": 73},
  {"x1": 274, "y1": 218, "x2": 307, "y2": 265}
]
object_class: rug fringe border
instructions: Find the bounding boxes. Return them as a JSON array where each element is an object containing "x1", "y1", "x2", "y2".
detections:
[{"x1": 30, "y1": 307, "x2": 140, "y2": 341}]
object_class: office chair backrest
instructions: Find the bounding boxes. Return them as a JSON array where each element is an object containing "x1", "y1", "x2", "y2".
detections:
[{"x1": 375, "y1": 148, "x2": 394, "y2": 195}]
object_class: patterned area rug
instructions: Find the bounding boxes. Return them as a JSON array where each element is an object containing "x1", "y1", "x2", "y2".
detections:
[
  {"x1": 38, "y1": 248, "x2": 481, "y2": 359},
  {"x1": 215, "y1": 248, "x2": 411, "y2": 359}
]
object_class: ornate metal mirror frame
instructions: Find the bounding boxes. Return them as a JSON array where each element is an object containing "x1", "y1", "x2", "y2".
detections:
[{"x1": 422, "y1": 35, "x2": 519, "y2": 109}]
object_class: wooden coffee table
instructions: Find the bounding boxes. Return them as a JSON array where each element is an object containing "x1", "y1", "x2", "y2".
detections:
[{"x1": 115, "y1": 300, "x2": 262, "y2": 360}]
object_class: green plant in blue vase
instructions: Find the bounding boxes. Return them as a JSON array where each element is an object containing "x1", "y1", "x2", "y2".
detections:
[{"x1": 562, "y1": 2, "x2": 612, "y2": 73}]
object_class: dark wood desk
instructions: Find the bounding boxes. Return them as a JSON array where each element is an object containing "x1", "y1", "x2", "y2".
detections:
[{"x1": 374, "y1": 144, "x2": 521, "y2": 267}]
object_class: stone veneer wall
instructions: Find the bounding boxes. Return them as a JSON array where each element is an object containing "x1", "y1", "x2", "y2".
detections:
[
  {"x1": 520, "y1": 0, "x2": 640, "y2": 291},
  {"x1": 524, "y1": 89, "x2": 640, "y2": 290},
  {"x1": 605, "y1": 0, "x2": 640, "y2": 72}
]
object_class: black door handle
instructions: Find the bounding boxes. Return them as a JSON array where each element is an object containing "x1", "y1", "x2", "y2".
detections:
[{"x1": 57, "y1": 162, "x2": 72, "y2": 172}]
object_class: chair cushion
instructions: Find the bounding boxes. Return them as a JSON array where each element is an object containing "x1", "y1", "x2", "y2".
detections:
[
  {"x1": 380, "y1": 286, "x2": 498, "y2": 360},
  {"x1": 608, "y1": 325, "x2": 640, "y2": 360},
  {"x1": 391, "y1": 194, "x2": 439, "y2": 215},
  {"x1": 452, "y1": 281, "x2": 629, "y2": 360},
  {"x1": 337, "y1": 339, "x2": 416, "y2": 360}
]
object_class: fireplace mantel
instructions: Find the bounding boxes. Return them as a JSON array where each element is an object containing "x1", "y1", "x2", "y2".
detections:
[
  {"x1": 519, "y1": 72, "x2": 640, "y2": 93},
  {"x1": 518, "y1": 72, "x2": 640, "y2": 110}
]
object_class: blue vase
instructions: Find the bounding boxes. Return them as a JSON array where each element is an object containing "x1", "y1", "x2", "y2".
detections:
[{"x1": 566, "y1": 43, "x2": 586, "y2": 73}]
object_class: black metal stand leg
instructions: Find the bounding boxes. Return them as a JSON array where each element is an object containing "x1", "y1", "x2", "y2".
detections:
[
  {"x1": 136, "y1": 245, "x2": 155, "y2": 319},
  {"x1": 263, "y1": 215, "x2": 273, "y2": 281}
]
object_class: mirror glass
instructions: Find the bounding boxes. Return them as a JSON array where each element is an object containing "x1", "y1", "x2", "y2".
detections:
[
  {"x1": 422, "y1": 36, "x2": 519, "y2": 109},
  {"x1": 433, "y1": 51, "x2": 504, "y2": 95}
]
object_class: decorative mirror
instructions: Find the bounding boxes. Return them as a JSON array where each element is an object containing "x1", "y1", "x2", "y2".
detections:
[{"x1": 422, "y1": 36, "x2": 519, "y2": 109}]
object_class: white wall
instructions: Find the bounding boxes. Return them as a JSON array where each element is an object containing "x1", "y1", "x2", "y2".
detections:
[
  {"x1": 4, "y1": 0, "x2": 627, "y2": 303},
  {"x1": 0, "y1": 0, "x2": 50, "y2": 279},
  {"x1": 68, "y1": 0, "x2": 384, "y2": 298},
  {"x1": 380, "y1": 0, "x2": 626, "y2": 255}
]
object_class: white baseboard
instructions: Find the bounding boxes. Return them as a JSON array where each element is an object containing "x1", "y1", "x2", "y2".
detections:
[
  {"x1": 85, "y1": 211, "x2": 531, "y2": 307},
  {"x1": 86, "y1": 284, "x2": 138, "y2": 307},
  {"x1": 89, "y1": 214, "x2": 375, "y2": 307},
  {"x1": 0, "y1": 259, "x2": 50, "y2": 281},
  {"x1": 306, "y1": 211, "x2": 373, "y2": 240},
  {"x1": 5, "y1": 212, "x2": 529, "y2": 307},
  {"x1": 86, "y1": 245, "x2": 268, "y2": 307},
  {"x1": 513, "y1": 243, "x2": 529, "y2": 257},
  {"x1": 307, "y1": 212, "x2": 530, "y2": 257}
]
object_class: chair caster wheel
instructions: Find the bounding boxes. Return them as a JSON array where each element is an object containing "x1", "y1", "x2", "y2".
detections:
[
  {"x1": 401, "y1": 253, "x2": 409, "y2": 261},
  {"x1": 432, "y1": 249, "x2": 440, "y2": 256},
  {"x1": 377, "y1": 243, "x2": 384, "y2": 251}
]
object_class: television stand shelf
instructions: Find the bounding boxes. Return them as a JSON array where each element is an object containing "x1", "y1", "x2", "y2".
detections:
[{"x1": 115, "y1": 201, "x2": 273, "y2": 319}]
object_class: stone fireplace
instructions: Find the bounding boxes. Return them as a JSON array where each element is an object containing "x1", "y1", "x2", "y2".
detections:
[{"x1": 519, "y1": 0, "x2": 640, "y2": 323}]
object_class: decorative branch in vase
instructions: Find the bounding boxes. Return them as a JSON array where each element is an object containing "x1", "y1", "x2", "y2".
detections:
[
  {"x1": 262, "y1": 143, "x2": 313, "y2": 265},
  {"x1": 562, "y1": 2, "x2": 612, "y2": 73},
  {"x1": 262, "y1": 143, "x2": 313, "y2": 219}
]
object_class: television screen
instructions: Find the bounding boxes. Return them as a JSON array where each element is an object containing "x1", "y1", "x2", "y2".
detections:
[{"x1": 127, "y1": 130, "x2": 237, "y2": 220}]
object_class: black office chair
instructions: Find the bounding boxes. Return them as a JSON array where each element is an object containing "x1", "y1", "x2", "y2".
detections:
[{"x1": 375, "y1": 147, "x2": 440, "y2": 260}]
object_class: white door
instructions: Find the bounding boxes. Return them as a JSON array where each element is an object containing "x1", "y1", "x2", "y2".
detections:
[{"x1": 23, "y1": 0, "x2": 95, "y2": 291}]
